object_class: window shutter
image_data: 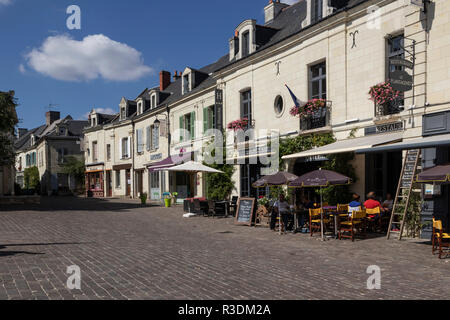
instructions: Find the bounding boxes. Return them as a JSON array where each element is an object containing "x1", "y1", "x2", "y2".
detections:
[
  {"x1": 159, "y1": 119, "x2": 166, "y2": 137},
  {"x1": 146, "y1": 126, "x2": 151, "y2": 151},
  {"x1": 203, "y1": 107, "x2": 208, "y2": 133},
  {"x1": 179, "y1": 116, "x2": 184, "y2": 142},
  {"x1": 127, "y1": 137, "x2": 131, "y2": 158},
  {"x1": 190, "y1": 112, "x2": 196, "y2": 140},
  {"x1": 119, "y1": 139, "x2": 122, "y2": 159}
]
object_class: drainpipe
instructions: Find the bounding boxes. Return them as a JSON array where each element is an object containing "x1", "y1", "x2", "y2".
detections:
[{"x1": 131, "y1": 120, "x2": 135, "y2": 199}]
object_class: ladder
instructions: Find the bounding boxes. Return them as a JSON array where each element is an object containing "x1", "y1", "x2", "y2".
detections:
[{"x1": 387, "y1": 149, "x2": 421, "y2": 240}]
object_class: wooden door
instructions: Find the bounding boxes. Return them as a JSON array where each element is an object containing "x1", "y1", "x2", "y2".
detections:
[{"x1": 126, "y1": 169, "x2": 131, "y2": 197}]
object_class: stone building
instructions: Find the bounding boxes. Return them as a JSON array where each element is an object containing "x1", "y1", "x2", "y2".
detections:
[
  {"x1": 83, "y1": 0, "x2": 450, "y2": 237},
  {"x1": 15, "y1": 111, "x2": 87, "y2": 194}
]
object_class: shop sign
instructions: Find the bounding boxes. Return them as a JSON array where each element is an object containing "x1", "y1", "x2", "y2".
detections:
[
  {"x1": 86, "y1": 166, "x2": 104, "y2": 172},
  {"x1": 376, "y1": 121, "x2": 404, "y2": 134},
  {"x1": 390, "y1": 70, "x2": 413, "y2": 92},
  {"x1": 150, "y1": 153, "x2": 163, "y2": 161},
  {"x1": 390, "y1": 58, "x2": 414, "y2": 70}
]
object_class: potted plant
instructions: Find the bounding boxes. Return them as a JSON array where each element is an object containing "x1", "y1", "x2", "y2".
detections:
[
  {"x1": 290, "y1": 99, "x2": 326, "y2": 118},
  {"x1": 369, "y1": 82, "x2": 400, "y2": 110},
  {"x1": 258, "y1": 196, "x2": 270, "y2": 208},
  {"x1": 227, "y1": 118, "x2": 249, "y2": 131},
  {"x1": 139, "y1": 193, "x2": 148, "y2": 206}
]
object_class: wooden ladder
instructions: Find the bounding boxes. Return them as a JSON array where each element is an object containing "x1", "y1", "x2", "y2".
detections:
[{"x1": 387, "y1": 149, "x2": 421, "y2": 240}]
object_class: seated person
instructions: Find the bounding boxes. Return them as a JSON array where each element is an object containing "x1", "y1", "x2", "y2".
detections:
[
  {"x1": 382, "y1": 193, "x2": 394, "y2": 215},
  {"x1": 364, "y1": 192, "x2": 385, "y2": 217},
  {"x1": 270, "y1": 194, "x2": 291, "y2": 232},
  {"x1": 348, "y1": 193, "x2": 362, "y2": 216}
]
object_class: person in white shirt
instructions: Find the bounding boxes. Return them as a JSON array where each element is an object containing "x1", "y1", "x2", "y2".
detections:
[{"x1": 271, "y1": 194, "x2": 291, "y2": 232}]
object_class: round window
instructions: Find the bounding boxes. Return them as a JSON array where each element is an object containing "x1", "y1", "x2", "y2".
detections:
[{"x1": 274, "y1": 95, "x2": 284, "y2": 116}]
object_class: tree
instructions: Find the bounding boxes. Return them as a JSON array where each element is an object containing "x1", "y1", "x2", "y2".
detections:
[
  {"x1": 24, "y1": 166, "x2": 40, "y2": 190},
  {"x1": 0, "y1": 91, "x2": 19, "y2": 166},
  {"x1": 61, "y1": 156, "x2": 85, "y2": 189},
  {"x1": 203, "y1": 132, "x2": 236, "y2": 201}
]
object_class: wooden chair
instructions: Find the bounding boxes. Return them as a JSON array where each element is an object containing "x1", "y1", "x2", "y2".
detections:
[
  {"x1": 204, "y1": 200, "x2": 215, "y2": 217},
  {"x1": 337, "y1": 204, "x2": 350, "y2": 220},
  {"x1": 339, "y1": 210, "x2": 367, "y2": 242},
  {"x1": 309, "y1": 208, "x2": 331, "y2": 237},
  {"x1": 432, "y1": 219, "x2": 450, "y2": 259},
  {"x1": 366, "y1": 207, "x2": 381, "y2": 232},
  {"x1": 255, "y1": 206, "x2": 270, "y2": 228},
  {"x1": 229, "y1": 196, "x2": 239, "y2": 217}
]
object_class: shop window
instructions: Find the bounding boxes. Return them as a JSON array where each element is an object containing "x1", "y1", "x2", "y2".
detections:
[{"x1": 115, "y1": 170, "x2": 121, "y2": 188}]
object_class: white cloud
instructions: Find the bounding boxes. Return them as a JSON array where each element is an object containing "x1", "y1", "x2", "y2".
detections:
[
  {"x1": 18, "y1": 64, "x2": 26, "y2": 73},
  {"x1": 83, "y1": 108, "x2": 116, "y2": 120},
  {"x1": 282, "y1": 0, "x2": 299, "y2": 4},
  {"x1": 24, "y1": 34, "x2": 153, "y2": 82},
  {"x1": 0, "y1": 0, "x2": 12, "y2": 6}
]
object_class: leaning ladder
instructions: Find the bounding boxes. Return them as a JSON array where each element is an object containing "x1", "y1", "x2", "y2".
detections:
[{"x1": 387, "y1": 149, "x2": 421, "y2": 240}]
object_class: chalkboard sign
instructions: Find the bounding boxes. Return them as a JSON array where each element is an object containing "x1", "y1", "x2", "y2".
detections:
[
  {"x1": 401, "y1": 150, "x2": 420, "y2": 188},
  {"x1": 235, "y1": 198, "x2": 256, "y2": 226}
]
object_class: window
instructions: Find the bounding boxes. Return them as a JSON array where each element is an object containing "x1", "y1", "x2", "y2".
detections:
[
  {"x1": 152, "y1": 125, "x2": 159, "y2": 150},
  {"x1": 312, "y1": 0, "x2": 323, "y2": 23},
  {"x1": 179, "y1": 112, "x2": 195, "y2": 142},
  {"x1": 31, "y1": 152, "x2": 36, "y2": 166},
  {"x1": 310, "y1": 62, "x2": 327, "y2": 100},
  {"x1": 136, "y1": 129, "x2": 144, "y2": 154},
  {"x1": 274, "y1": 96, "x2": 284, "y2": 116},
  {"x1": 26, "y1": 154, "x2": 30, "y2": 167},
  {"x1": 39, "y1": 151, "x2": 44, "y2": 167},
  {"x1": 241, "y1": 90, "x2": 252, "y2": 128},
  {"x1": 57, "y1": 149, "x2": 67, "y2": 164},
  {"x1": 106, "y1": 144, "x2": 111, "y2": 161},
  {"x1": 150, "y1": 172, "x2": 160, "y2": 189},
  {"x1": 183, "y1": 74, "x2": 190, "y2": 94},
  {"x1": 121, "y1": 137, "x2": 130, "y2": 159},
  {"x1": 115, "y1": 170, "x2": 121, "y2": 188},
  {"x1": 120, "y1": 108, "x2": 126, "y2": 120},
  {"x1": 151, "y1": 94, "x2": 156, "y2": 109},
  {"x1": 203, "y1": 106, "x2": 215, "y2": 133},
  {"x1": 242, "y1": 31, "x2": 250, "y2": 57},
  {"x1": 31, "y1": 135, "x2": 35, "y2": 146},
  {"x1": 92, "y1": 141, "x2": 98, "y2": 162},
  {"x1": 137, "y1": 101, "x2": 143, "y2": 115},
  {"x1": 388, "y1": 34, "x2": 405, "y2": 73}
]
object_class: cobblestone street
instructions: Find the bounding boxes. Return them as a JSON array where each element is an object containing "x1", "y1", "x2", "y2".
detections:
[{"x1": 0, "y1": 197, "x2": 449, "y2": 300}]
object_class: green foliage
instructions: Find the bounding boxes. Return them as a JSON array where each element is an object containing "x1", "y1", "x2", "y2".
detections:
[
  {"x1": 279, "y1": 132, "x2": 357, "y2": 205},
  {"x1": 62, "y1": 156, "x2": 85, "y2": 187},
  {"x1": 279, "y1": 133, "x2": 335, "y2": 170},
  {"x1": 203, "y1": 132, "x2": 236, "y2": 201},
  {"x1": 403, "y1": 189, "x2": 424, "y2": 239},
  {"x1": 0, "y1": 91, "x2": 19, "y2": 166},
  {"x1": 24, "y1": 166, "x2": 40, "y2": 190},
  {"x1": 139, "y1": 193, "x2": 148, "y2": 205}
]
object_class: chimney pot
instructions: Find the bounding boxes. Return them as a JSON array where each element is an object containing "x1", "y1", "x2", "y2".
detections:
[{"x1": 46, "y1": 111, "x2": 60, "y2": 126}]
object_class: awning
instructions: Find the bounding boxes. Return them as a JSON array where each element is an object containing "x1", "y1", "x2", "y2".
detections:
[
  {"x1": 356, "y1": 133, "x2": 450, "y2": 154},
  {"x1": 282, "y1": 133, "x2": 403, "y2": 160},
  {"x1": 146, "y1": 152, "x2": 193, "y2": 172}
]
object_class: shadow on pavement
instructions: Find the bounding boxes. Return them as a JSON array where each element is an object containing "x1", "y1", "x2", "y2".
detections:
[
  {"x1": 0, "y1": 242, "x2": 91, "y2": 250},
  {"x1": 0, "y1": 251, "x2": 45, "y2": 257},
  {"x1": 0, "y1": 196, "x2": 160, "y2": 212}
]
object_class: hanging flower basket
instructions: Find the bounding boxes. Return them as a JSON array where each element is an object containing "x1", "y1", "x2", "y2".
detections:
[
  {"x1": 369, "y1": 82, "x2": 400, "y2": 106},
  {"x1": 290, "y1": 99, "x2": 326, "y2": 118},
  {"x1": 227, "y1": 118, "x2": 249, "y2": 131}
]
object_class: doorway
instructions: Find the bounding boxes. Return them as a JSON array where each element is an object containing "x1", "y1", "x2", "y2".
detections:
[
  {"x1": 126, "y1": 169, "x2": 131, "y2": 197},
  {"x1": 135, "y1": 170, "x2": 143, "y2": 197},
  {"x1": 106, "y1": 170, "x2": 112, "y2": 197},
  {"x1": 365, "y1": 151, "x2": 402, "y2": 201}
]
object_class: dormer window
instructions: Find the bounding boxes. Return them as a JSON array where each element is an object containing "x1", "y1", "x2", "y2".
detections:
[
  {"x1": 91, "y1": 116, "x2": 97, "y2": 127},
  {"x1": 151, "y1": 94, "x2": 156, "y2": 109},
  {"x1": 183, "y1": 74, "x2": 191, "y2": 95},
  {"x1": 312, "y1": 0, "x2": 323, "y2": 23},
  {"x1": 120, "y1": 107, "x2": 126, "y2": 120},
  {"x1": 30, "y1": 135, "x2": 35, "y2": 146},
  {"x1": 137, "y1": 101, "x2": 143, "y2": 115},
  {"x1": 242, "y1": 31, "x2": 250, "y2": 57}
]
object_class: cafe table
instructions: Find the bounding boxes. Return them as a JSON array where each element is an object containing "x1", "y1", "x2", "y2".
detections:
[{"x1": 322, "y1": 206, "x2": 340, "y2": 238}]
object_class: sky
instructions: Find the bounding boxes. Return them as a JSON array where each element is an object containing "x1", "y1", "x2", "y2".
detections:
[{"x1": 0, "y1": 0, "x2": 298, "y2": 130}]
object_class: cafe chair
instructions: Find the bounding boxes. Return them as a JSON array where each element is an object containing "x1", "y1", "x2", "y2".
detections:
[
  {"x1": 229, "y1": 196, "x2": 239, "y2": 217},
  {"x1": 309, "y1": 208, "x2": 330, "y2": 237},
  {"x1": 339, "y1": 210, "x2": 367, "y2": 242},
  {"x1": 337, "y1": 204, "x2": 350, "y2": 221},
  {"x1": 432, "y1": 219, "x2": 450, "y2": 259},
  {"x1": 366, "y1": 207, "x2": 381, "y2": 232},
  {"x1": 193, "y1": 199, "x2": 202, "y2": 214},
  {"x1": 206, "y1": 200, "x2": 215, "y2": 217}
]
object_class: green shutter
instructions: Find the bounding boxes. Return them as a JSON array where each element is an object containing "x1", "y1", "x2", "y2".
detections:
[
  {"x1": 203, "y1": 107, "x2": 208, "y2": 133},
  {"x1": 190, "y1": 112, "x2": 195, "y2": 140},
  {"x1": 179, "y1": 116, "x2": 184, "y2": 142}
]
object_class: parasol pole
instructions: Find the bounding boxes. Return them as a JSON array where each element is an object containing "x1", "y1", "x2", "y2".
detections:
[
  {"x1": 279, "y1": 188, "x2": 282, "y2": 235},
  {"x1": 320, "y1": 186, "x2": 325, "y2": 241}
]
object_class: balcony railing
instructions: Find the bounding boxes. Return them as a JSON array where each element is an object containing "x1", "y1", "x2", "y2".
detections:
[
  {"x1": 375, "y1": 98, "x2": 405, "y2": 117},
  {"x1": 300, "y1": 105, "x2": 331, "y2": 131}
]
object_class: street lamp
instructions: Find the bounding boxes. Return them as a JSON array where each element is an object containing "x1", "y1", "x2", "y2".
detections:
[{"x1": 153, "y1": 118, "x2": 161, "y2": 129}]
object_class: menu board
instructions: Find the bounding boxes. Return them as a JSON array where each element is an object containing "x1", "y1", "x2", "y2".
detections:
[
  {"x1": 235, "y1": 198, "x2": 256, "y2": 226},
  {"x1": 401, "y1": 150, "x2": 420, "y2": 188}
]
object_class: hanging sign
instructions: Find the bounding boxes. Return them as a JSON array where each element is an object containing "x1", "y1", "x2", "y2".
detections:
[
  {"x1": 390, "y1": 70, "x2": 413, "y2": 92},
  {"x1": 390, "y1": 58, "x2": 414, "y2": 69}
]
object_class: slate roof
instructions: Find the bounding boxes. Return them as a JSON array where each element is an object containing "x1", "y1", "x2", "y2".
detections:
[{"x1": 15, "y1": 116, "x2": 88, "y2": 152}]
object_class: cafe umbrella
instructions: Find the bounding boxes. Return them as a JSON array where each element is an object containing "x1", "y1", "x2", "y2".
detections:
[
  {"x1": 253, "y1": 172, "x2": 299, "y2": 235},
  {"x1": 288, "y1": 169, "x2": 352, "y2": 240},
  {"x1": 416, "y1": 164, "x2": 450, "y2": 183}
]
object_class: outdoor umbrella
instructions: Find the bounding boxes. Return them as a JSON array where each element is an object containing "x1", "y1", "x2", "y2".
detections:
[
  {"x1": 288, "y1": 169, "x2": 352, "y2": 240},
  {"x1": 158, "y1": 161, "x2": 224, "y2": 215},
  {"x1": 416, "y1": 164, "x2": 450, "y2": 183},
  {"x1": 253, "y1": 172, "x2": 299, "y2": 235}
]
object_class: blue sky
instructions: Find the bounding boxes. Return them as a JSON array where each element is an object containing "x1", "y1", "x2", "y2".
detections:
[{"x1": 0, "y1": 0, "x2": 295, "y2": 129}]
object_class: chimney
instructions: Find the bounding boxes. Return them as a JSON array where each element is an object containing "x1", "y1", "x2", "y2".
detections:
[
  {"x1": 46, "y1": 111, "x2": 60, "y2": 126},
  {"x1": 173, "y1": 71, "x2": 181, "y2": 81},
  {"x1": 160, "y1": 70, "x2": 171, "y2": 91},
  {"x1": 17, "y1": 128, "x2": 28, "y2": 139},
  {"x1": 264, "y1": 0, "x2": 289, "y2": 25}
]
